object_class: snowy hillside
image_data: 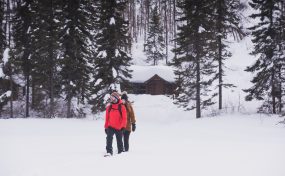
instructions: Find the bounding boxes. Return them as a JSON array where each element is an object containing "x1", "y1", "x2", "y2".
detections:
[
  {"x1": 130, "y1": 1, "x2": 261, "y2": 115},
  {"x1": 131, "y1": 36, "x2": 261, "y2": 115},
  {"x1": 1, "y1": 95, "x2": 285, "y2": 176}
]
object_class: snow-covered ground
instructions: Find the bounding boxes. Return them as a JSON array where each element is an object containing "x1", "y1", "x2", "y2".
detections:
[
  {"x1": 1, "y1": 2, "x2": 284, "y2": 175},
  {"x1": 1, "y1": 95, "x2": 285, "y2": 176}
]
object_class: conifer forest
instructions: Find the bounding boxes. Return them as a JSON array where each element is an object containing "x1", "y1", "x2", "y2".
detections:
[{"x1": 0, "y1": 0, "x2": 285, "y2": 118}]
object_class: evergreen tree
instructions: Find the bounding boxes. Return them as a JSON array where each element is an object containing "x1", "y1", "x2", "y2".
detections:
[
  {"x1": 144, "y1": 4, "x2": 165, "y2": 65},
  {"x1": 173, "y1": 0, "x2": 217, "y2": 118},
  {"x1": 0, "y1": 0, "x2": 6, "y2": 116},
  {"x1": 245, "y1": 0, "x2": 285, "y2": 114},
  {"x1": 29, "y1": 0, "x2": 62, "y2": 117},
  {"x1": 0, "y1": 0, "x2": 4, "y2": 56},
  {"x1": 275, "y1": 0, "x2": 285, "y2": 114},
  {"x1": 90, "y1": 0, "x2": 132, "y2": 113},
  {"x1": 3, "y1": 0, "x2": 15, "y2": 119},
  {"x1": 212, "y1": 0, "x2": 244, "y2": 110},
  {"x1": 59, "y1": 0, "x2": 95, "y2": 118},
  {"x1": 13, "y1": 0, "x2": 37, "y2": 117}
]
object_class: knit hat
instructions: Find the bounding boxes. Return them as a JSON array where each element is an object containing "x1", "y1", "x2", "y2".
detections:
[
  {"x1": 121, "y1": 91, "x2": 128, "y2": 101},
  {"x1": 111, "y1": 91, "x2": 120, "y2": 101}
]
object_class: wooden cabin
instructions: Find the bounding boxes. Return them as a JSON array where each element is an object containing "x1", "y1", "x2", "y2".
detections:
[{"x1": 121, "y1": 65, "x2": 176, "y2": 95}]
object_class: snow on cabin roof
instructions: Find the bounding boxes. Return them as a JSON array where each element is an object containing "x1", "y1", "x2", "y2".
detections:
[{"x1": 129, "y1": 65, "x2": 175, "y2": 83}]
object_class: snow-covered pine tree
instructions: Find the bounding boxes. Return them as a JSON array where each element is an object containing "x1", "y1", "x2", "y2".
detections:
[
  {"x1": 173, "y1": 0, "x2": 217, "y2": 118},
  {"x1": 59, "y1": 0, "x2": 94, "y2": 118},
  {"x1": 0, "y1": 0, "x2": 6, "y2": 116},
  {"x1": 245, "y1": 0, "x2": 285, "y2": 114},
  {"x1": 2, "y1": 0, "x2": 16, "y2": 119},
  {"x1": 13, "y1": 0, "x2": 38, "y2": 117},
  {"x1": 144, "y1": 4, "x2": 165, "y2": 65},
  {"x1": 280, "y1": 0, "x2": 285, "y2": 115},
  {"x1": 27, "y1": 1, "x2": 49, "y2": 113},
  {"x1": 28, "y1": 0, "x2": 62, "y2": 117},
  {"x1": 90, "y1": 0, "x2": 132, "y2": 113},
  {"x1": 143, "y1": 0, "x2": 151, "y2": 51},
  {"x1": 132, "y1": 0, "x2": 177, "y2": 54},
  {"x1": 212, "y1": 0, "x2": 244, "y2": 110},
  {"x1": 126, "y1": 0, "x2": 137, "y2": 44},
  {"x1": 0, "y1": 0, "x2": 4, "y2": 56},
  {"x1": 273, "y1": 0, "x2": 285, "y2": 114}
]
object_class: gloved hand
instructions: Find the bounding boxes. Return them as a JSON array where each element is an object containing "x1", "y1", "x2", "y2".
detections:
[
  {"x1": 132, "y1": 123, "x2": 136, "y2": 132},
  {"x1": 105, "y1": 128, "x2": 108, "y2": 134}
]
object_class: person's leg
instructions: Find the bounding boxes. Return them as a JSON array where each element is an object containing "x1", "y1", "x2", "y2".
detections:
[
  {"x1": 123, "y1": 130, "x2": 131, "y2": 152},
  {"x1": 115, "y1": 129, "x2": 124, "y2": 154},
  {"x1": 106, "y1": 128, "x2": 115, "y2": 155}
]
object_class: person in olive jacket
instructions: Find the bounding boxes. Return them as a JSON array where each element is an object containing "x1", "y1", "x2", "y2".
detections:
[
  {"x1": 121, "y1": 91, "x2": 136, "y2": 152},
  {"x1": 104, "y1": 92, "x2": 127, "y2": 156}
]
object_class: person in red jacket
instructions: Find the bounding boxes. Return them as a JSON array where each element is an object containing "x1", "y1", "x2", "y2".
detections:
[{"x1": 104, "y1": 91, "x2": 127, "y2": 156}]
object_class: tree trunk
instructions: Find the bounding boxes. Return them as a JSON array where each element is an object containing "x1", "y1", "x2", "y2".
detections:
[
  {"x1": 140, "y1": 1, "x2": 143, "y2": 36},
  {"x1": 25, "y1": 74, "x2": 30, "y2": 117},
  {"x1": 165, "y1": 1, "x2": 168, "y2": 64},
  {"x1": 81, "y1": 84, "x2": 85, "y2": 103},
  {"x1": 272, "y1": 94, "x2": 276, "y2": 114},
  {"x1": 49, "y1": 0, "x2": 54, "y2": 118},
  {"x1": 272, "y1": 70, "x2": 276, "y2": 114},
  {"x1": 9, "y1": 67, "x2": 13, "y2": 118},
  {"x1": 173, "y1": 0, "x2": 177, "y2": 60},
  {"x1": 31, "y1": 77, "x2": 35, "y2": 109},
  {"x1": 50, "y1": 69, "x2": 54, "y2": 118},
  {"x1": 217, "y1": 0, "x2": 223, "y2": 110},
  {"x1": 278, "y1": 65, "x2": 282, "y2": 113},
  {"x1": 144, "y1": 0, "x2": 149, "y2": 51},
  {"x1": 67, "y1": 95, "x2": 72, "y2": 118},
  {"x1": 132, "y1": 0, "x2": 137, "y2": 42},
  {"x1": 218, "y1": 36, "x2": 222, "y2": 110},
  {"x1": 7, "y1": 0, "x2": 13, "y2": 118},
  {"x1": 195, "y1": 35, "x2": 201, "y2": 118},
  {"x1": 196, "y1": 56, "x2": 201, "y2": 118}
]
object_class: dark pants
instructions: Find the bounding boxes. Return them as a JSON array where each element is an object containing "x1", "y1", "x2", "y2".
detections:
[
  {"x1": 123, "y1": 130, "x2": 131, "y2": 152},
  {"x1": 106, "y1": 127, "x2": 123, "y2": 154}
]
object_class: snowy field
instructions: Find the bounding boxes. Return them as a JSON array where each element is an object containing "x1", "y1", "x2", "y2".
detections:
[
  {"x1": 1, "y1": 5, "x2": 284, "y2": 175},
  {"x1": 2, "y1": 1, "x2": 285, "y2": 176},
  {"x1": 1, "y1": 95, "x2": 285, "y2": 176}
]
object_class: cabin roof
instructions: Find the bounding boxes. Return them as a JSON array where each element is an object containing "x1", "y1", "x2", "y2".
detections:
[
  {"x1": 129, "y1": 65, "x2": 175, "y2": 83},
  {"x1": 145, "y1": 74, "x2": 170, "y2": 83}
]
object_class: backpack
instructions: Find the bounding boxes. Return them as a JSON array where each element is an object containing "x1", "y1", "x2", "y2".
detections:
[{"x1": 108, "y1": 104, "x2": 123, "y2": 118}]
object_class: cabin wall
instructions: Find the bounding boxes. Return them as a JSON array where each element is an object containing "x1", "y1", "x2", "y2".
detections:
[{"x1": 120, "y1": 75, "x2": 176, "y2": 95}]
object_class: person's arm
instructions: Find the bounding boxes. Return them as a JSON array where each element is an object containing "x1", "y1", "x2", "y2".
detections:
[
  {"x1": 129, "y1": 104, "x2": 136, "y2": 132},
  {"x1": 104, "y1": 106, "x2": 109, "y2": 129},
  {"x1": 129, "y1": 104, "x2": 136, "y2": 124},
  {"x1": 121, "y1": 104, "x2": 127, "y2": 129}
]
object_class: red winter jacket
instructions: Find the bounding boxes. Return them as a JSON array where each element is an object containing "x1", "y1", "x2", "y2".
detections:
[{"x1": 104, "y1": 100, "x2": 127, "y2": 130}]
